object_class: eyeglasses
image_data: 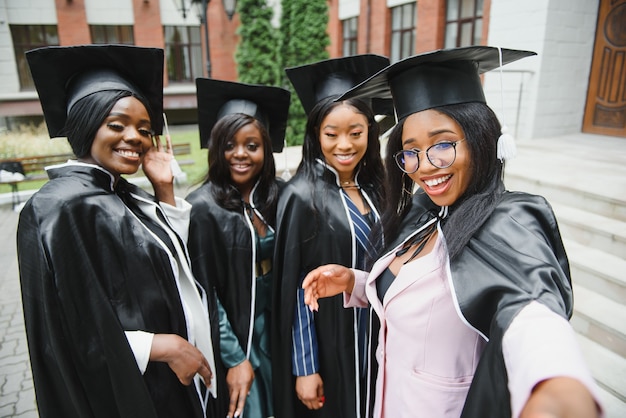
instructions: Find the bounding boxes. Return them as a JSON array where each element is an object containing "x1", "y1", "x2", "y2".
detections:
[{"x1": 393, "y1": 140, "x2": 465, "y2": 174}]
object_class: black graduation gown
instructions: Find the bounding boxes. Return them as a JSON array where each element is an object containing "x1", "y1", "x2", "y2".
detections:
[
  {"x1": 186, "y1": 180, "x2": 283, "y2": 417},
  {"x1": 271, "y1": 162, "x2": 382, "y2": 418},
  {"x1": 17, "y1": 164, "x2": 209, "y2": 418},
  {"x1": 387, "y1": 187, "x2": 572, "y2": 417}
]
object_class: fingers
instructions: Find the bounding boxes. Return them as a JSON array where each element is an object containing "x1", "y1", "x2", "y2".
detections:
[
  {"x1": 199, "y1": 360, "x2": 213, "y2": 388},
  {"x1": 227, "y1": 388, "x2": 248, "y2": 418},
  {"x1": 154, "y1": 134, "x2": 163, "y2": 152},
  {"x1": 165, "y1": 133, "x2": 173, "y2": 154}
]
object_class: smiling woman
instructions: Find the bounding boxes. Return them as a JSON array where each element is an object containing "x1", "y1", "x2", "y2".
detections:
[
  {"x1": 271, "y1": 54, "x2": 391, "y2": 418},
  {"x1": 16, "y1": 44, "x2": 218, "y2": 418},
  {"x1": 300, "y1": 46, "x2": 603, "y2": 418},
  {"x1": 186, "y1": 77, "x2": 291, "y2": 418}
]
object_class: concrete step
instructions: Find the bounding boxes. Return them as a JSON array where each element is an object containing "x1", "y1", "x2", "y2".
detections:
[
  {"x1": 505, "y1": 135, "x2": 626, "y2": 223},
  {"x1": 571, "y1": 283, "x2": 626, "y2": 358},
  {"x1": 505, "y1": 172, "x2": 626, "y2": 223},
  {"x1": 565, "y1": 239, "x2": 626, "y2": 305},
  {"x1": 576, "y1": 333, "x2": 626, "y2": 417},
  {"x1": 552, "y1": 203, "x2": 626, "y2": 259}
]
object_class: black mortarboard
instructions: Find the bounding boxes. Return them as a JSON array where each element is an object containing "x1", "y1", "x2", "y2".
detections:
[
  {"x1": 26, "y1": 44, "x2": 164, "y2": 137},
  {"x1": 285, "y1": 54, "x2": 392, "y2": 116},
  {"x1": 337, "y1": 46, "x2": 537, "y2": 121},
  {"x1": 196, "y1": 78, "x2": 291, "y2": 152}
]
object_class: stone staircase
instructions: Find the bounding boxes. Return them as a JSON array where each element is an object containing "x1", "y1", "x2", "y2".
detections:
[{"x1": 504, "y1": 133, "x2": 626, "y2": 418}]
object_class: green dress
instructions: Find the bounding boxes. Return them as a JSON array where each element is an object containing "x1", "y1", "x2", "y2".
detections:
[{"x1": 218, "y1": 230, "x2": 274, "y2": 418}]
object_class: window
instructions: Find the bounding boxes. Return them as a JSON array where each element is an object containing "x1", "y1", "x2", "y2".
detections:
[
  {"x1": 90, "y1": 25, "x2": 134, "y2": 45},
  {"x1": 390, "y1": 2, "x2": 416, "y2": 63},
  {"x1": 10, "y1": 25, "x2": 59, "y2": 90},
  {"x1": 164, "y1": 26, "x2": 203, "y2": 83},
  {"x1": 342, "y1": 17, "x2": 358, "y2": 57},
  {"x1": 445, "y1": 0, "x2": 484, "y2": 48}
]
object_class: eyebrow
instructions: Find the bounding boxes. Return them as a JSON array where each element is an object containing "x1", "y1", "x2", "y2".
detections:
[
  {"x1": 107, "y1": 112, "x2": 152, "y2": 126},
  {"x1": 323, "y1": 122, "x2": 366, "y2": 130},
  {"x1": 428, "y1": 128, "x2": 457, "y2": 137},
  {"x1": 401, "y1": 128, "x2": 458, "y2": 146}
]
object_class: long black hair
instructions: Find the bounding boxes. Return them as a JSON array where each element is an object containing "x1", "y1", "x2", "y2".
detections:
[
  {"x1": 379, "y1": 101, "x2": 504, "y2": 261},
  {"x1": 204, "y1": 113, "x2": 280, "y2": 227},
  {"x1": 296, "y1": 96, "x2": 387, "y2": 214},
  {"x1": 61, "y1": 90, "x2": 152, "y2": 158}
]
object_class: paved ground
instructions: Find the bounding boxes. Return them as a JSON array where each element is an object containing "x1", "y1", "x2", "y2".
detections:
[{"x1": 0, "y1": 208, "x2": 37, "y2": 418}]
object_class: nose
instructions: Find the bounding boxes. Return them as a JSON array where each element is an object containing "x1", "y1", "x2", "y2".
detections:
[
  {"x1": 233, "y1": 144, "x2": 247, "y2": 158},
  {"x1": 123, "y1": 126, "x2": 145, "y2": 145},
  {"x1": 337, "y1": 133, "x2": 352, "y2": 150}
]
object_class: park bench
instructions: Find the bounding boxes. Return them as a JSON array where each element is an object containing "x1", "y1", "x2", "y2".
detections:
[{"x1": 0, "y1": 142, "x2": 193, "y2": 209}]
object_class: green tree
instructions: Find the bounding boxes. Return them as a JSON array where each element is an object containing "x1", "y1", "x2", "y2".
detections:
[
  {"x1": 235, "y1": 0, "x2": 281, "y2": 86},
  {"x1": 280, "y1": 0, "x2": 330, "y2": 145}
]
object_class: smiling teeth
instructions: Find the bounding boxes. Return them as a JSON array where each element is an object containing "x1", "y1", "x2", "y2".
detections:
[
  {"x1": 336, "y1": 154, "x2": 353, "y2": 161},
  {"x1": 424, "y1": 174, "x2": 451, "y2": 187},
  {"x1": 117, "y1": 150, "x2": 139, "y2": 157}
]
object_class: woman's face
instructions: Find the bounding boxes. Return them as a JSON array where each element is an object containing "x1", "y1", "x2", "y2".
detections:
[
  {"x1": 225, "y1": 122, "x2": 265, "y2": 194},
  {"x1": 401, "y1": 109, "x2": 471, "y2": 207},
  {"x1": 86, "y1": 96, "x2": 153, "y2": 178},
  {"x1": 319, "y1": 103, "x2": 369, "y2": 181}
]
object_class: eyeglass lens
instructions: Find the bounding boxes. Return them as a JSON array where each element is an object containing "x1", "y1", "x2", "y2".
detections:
[{"x1": 395, "y1": 142, "x2": 458, "y2": 173}]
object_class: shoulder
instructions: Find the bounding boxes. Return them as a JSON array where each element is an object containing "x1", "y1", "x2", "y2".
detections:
[
  {"x1": 490, "y1": 191, "x2": 560, "y2": 233},
  {"x1": 186, "y1": 183, "x2": 214, "y2": 207}
]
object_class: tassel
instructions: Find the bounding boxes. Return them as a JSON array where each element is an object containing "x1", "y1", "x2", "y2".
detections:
[{"x1": 497, "y1": 124, "x2": 517, "y2": 161}]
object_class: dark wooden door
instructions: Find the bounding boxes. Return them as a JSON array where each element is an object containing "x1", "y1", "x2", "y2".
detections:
[{"x1": 582, "y1": 0, "x2": 626, "y2": 137}]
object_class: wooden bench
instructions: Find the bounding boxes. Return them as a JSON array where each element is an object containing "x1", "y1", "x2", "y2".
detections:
[{"x1": 0, "y1": 142, "x2": 194, "y2": 209}]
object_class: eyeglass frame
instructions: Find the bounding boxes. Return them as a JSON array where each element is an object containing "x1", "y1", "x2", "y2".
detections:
[{"x1": 392, "y1": 139, "x2": 466, "y2": 174}]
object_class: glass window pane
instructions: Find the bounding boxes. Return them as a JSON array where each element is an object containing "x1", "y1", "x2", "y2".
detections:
[
  {"x1": 120, "y1": 26, "x2": 134, "y2": 44},
  {"x1": 401, "y1": 31, "x2": 413, "y2": 58},
  {"x1": 476, "y1": 0, "x2": 484, "y2": 15},
  {"x1": 460, "y1": 22, "x2": 472, "y2": 46},
  {"x1": 446, "y1": 0, "x2": 459, "y2": 21},
  {"x1": 402, "y1": 4, "x2": 414, "y2": 29},
  {"x1": 460, "y1": 0, "x2": 476, "y2": 19},
  {"x1": 164, "y1": 26, "x2": 202, "y2": 82},
  {"x1": 391, "y1": 32, "x2": 400, "y2": 63},
  {"x1": 47, "y1": 28, "x2": 59, "y2": 44},
  {"x1": 445, "y1": 23, "x2": 457, "y2": 48},
  {"x1": 473, "y1": 18, "x2": 482, "y2": 44},
  {"x1": 392, "y1": 8, "x2": 401, "y2": 30}
]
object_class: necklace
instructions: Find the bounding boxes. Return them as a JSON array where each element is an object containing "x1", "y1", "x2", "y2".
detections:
[{"x1": 341, "y1": 179, "x2": 360, "y2": 189}]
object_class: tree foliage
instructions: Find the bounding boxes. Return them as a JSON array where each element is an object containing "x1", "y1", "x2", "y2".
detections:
[
  {"x1": 235, "y1": 0, "x2": 281, "y2": 86},
  {"x1": 280, "y1": 0, "x2": 330, "y2": 145}
]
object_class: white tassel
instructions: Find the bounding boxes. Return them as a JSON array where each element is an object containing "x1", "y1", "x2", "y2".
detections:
[
  {"x1": 497, "y1": 124, "x2": 517, "y2": 161},
  {"x1": 496, "y1": 47, "x2": 517, "y2": 162}
]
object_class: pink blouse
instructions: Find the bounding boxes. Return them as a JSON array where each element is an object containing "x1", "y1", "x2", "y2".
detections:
[{"x1": 345, "y1": 235, "x2": 602, "y2": 418}]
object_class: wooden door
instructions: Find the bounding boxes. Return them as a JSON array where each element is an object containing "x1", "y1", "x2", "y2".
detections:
[{"x1": 582, "y1": 0, "x2": 626, "y2": 137}]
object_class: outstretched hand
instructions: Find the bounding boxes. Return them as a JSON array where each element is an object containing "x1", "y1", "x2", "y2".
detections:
[{"x1": 301, "y1": 264, "x2": 355, "y2": 312}]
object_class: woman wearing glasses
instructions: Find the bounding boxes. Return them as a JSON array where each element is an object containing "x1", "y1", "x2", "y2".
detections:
[{"x1": 300, "y1": 46, "x2": 602, "y2": 417}]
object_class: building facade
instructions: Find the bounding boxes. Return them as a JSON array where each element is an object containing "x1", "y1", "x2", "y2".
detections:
[
  {"x1": 0, "y1": 0, "x2": 239, "y2": 128},
  {"x1": 327, "y1": 0, "x2": 624, "y2": 140},
  {"x1": 1, "y1": 0, "x2": 624, "y2": 139}
]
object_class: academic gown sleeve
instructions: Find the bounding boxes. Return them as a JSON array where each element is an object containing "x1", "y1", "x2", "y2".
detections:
[{"x1": 452, "y1": 191, "x2": 575, "y2": 418}]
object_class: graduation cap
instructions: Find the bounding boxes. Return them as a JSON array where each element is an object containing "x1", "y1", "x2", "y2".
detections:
[
  {"x1": 196, "y1": 78, "x2": 291, "y2": 152},
  {"x1": 26, "y1": 44, "x2": 164, "y2": 138},
  {"x1": 337, "y1": 46, "x2": 536, "y2": 122},
  {"x1": 285, "y1": 54, "x2": 393, "y2": 116}
]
